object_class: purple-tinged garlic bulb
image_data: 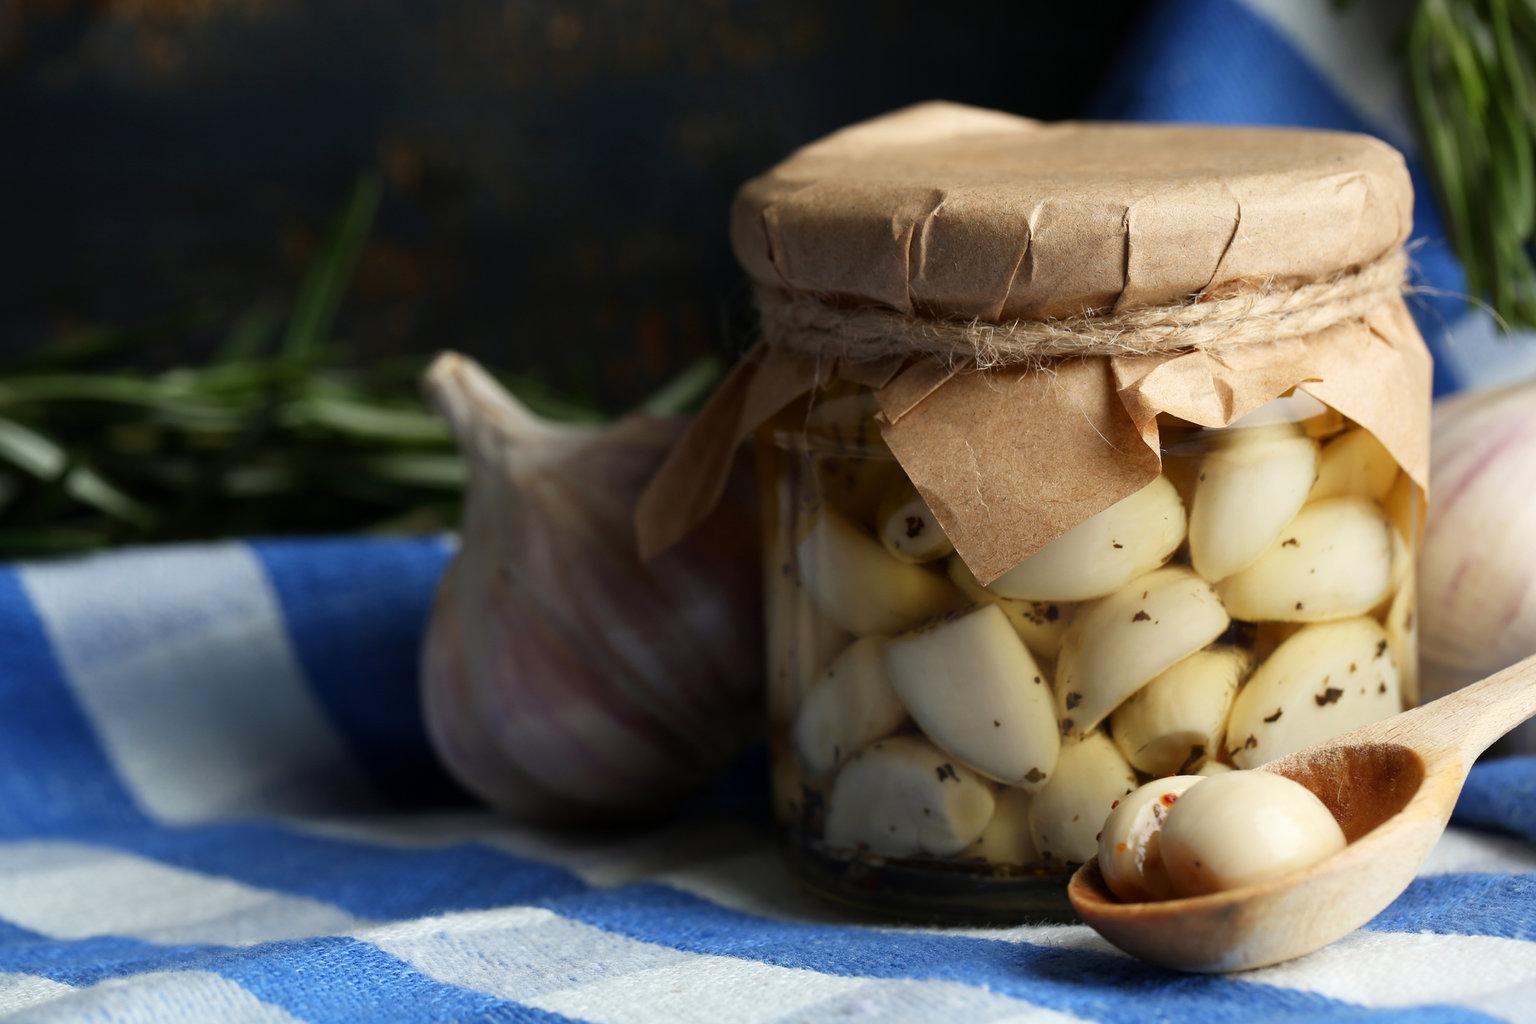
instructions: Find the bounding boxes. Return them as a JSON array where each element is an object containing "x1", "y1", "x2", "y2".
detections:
[{"x1": 421, "y1": 352, "x2": 761, "y2": 820}]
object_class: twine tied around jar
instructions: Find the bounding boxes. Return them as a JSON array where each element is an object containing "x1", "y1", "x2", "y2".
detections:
[{"x1": 753, "y1": 248, "x2": 1409, "y2": 369}]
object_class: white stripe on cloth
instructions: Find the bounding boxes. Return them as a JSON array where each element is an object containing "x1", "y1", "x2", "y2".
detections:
[
  {"x1": 0, "y1": 841, "x2": 363, "y2": 946},
  {"x1": 1234, "y1": 0, "x2": 1416, "y2": 149},
  {"x1": 19, "y1": 544, "x2": 378, "y2": 823},
  {"x1": 0, "y1": 974, "x2": 72, "y2": 1016},
  {"x1": 295, "y1": 811, "x2": 1536, "y2": 1016},
  {"x1": 4, "y1": 971, "x2": 300, "y2": 1024},
  {"x1": 361, "y1": 906, "x2": 1091, "y2": 1024},
  {"x1": 1248, "y1": 930, "x2": 1536, "y2": 1013}
]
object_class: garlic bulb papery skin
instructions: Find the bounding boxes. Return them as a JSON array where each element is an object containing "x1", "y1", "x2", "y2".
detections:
[
  {"x1": 1420, "y1": 384, "x2": 1536, "y2": 730},
  {"x1": 420, "y1": 352, "x2": 763, "y2": 820}
]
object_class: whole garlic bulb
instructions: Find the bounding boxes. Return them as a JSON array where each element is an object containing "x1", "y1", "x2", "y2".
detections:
[
  {"x1": 421, "y1": 352, "x2": 762, "y2": 820},
  {"x1": 1420, "y1": 381, "x2": 1536, "y2": 685}
]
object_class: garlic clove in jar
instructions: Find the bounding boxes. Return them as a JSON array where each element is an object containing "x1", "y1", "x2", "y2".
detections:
[
  {"x1": 792, "y1": 637, "x2": 908, "y2": 777},
  {"x1": 885, "y1": 604, "x2": 1060, "y2": 790},
  {"x1": 1309, "y1": 427, "x2": 1399, "y2": 502},
  {"x1": 803, "y1": 391, "x2": 888, "y2": 453},
  {"x1": 1385, "y1": 570, "x2": 1419, "y2": 708},
  {"x1": 1196, "y1": 760, "x2": 1233, "y2": 777},
  {"x1": 1225, "y1": 617, "x2": 1401, "y2": 768},
  {"x1": 987, "y1": 476, "x2": 1186, "y2": 603},
  {"x1": 765, "y1": 513, "x2": 853, "y2": 726},
  {"x1": 1109, "y1": 647, "x2": 1248, "y2": 776},
  {"x1": 1028, "y1": 731, "x2": 1137, "y2": 865},
  {"x1": 1054, "y1": 567, "x2": 1230, "y2": 738},
  {"x1": 1215, "y1": 497, "x2": 1395, "y2": 622},
  {"x1": 963, "y1": 786, "x2": 1037, "y2": 865},
  {"x1": 796, "y1": 506, "x2": 960, "y2": 636},
  {"x1": 816, "y1": 455, "x2": 903, "y2": 526},
  {"x1": 1188, "y1": 428, "x2": 1319, "y2": 582},
  {"x1": 771, "y1": 742, "x2": 807, "y2": 827},
  {"x1": 1159, "y1": 770, "x2": 1346, "y2": 896},
  {"x1": 823, "y1": 735, "x2": 996, "y2": 858},
  {"x1": 876, "y1": 477, "x2": 955, "y2": 563},
  {"x1": 1383, "y1": 472, "x2": 1420, "y2": 544},
  {"x1": 1098, "y1": 775, "x2": 1205, "y2": 901},
  {"x1": 946, "y1": 556, "x2": 1071, "y2": 660}
]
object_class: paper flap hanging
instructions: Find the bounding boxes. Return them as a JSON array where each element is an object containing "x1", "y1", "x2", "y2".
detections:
[
  {"x1": 636, "y1": 343, "x2": 823, "y2": 560},
  {"x1": 882, "y1": 358, "x2": 1161, "y2": 585}
]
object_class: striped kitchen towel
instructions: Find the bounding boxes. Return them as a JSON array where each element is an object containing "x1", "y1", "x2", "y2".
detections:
[
  {"x1": 0, "y1": 536, "x2": 1532, "y2": 1023},
  {"x1": 5, "y1": 3, "x2": 1536, "y2": 1022}
]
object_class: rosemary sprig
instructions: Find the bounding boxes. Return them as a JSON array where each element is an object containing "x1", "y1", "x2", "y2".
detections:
[
  {"x1": 1408, "y1": 0, "x2": 1536, "y2": 327},
  {"x1": 0, "y1": 179, "x2": 720, "y2": 558}
]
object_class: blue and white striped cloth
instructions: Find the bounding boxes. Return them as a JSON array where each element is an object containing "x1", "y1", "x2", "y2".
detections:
[
  {"x1": 1, "y1": 538, "x2": 1534, "y2": 1022},
  {"x1": 6, "y1": 2, "x2": 1536, "y2": 1021}
]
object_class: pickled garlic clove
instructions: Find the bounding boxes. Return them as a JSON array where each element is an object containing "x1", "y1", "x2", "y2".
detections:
[
  {"x1": 823, "y1": 736, "x2": 995, "y2": 858},
  {"x1": 1054, "y1": 567, "x2": 1230, "y2": 737},
  {"x1": 1309, "y1": 427, "x2": 1399, "y2": 502},
  {"x1": 876, "y1": 477, "x2": 955, "y2": 563},
  {"x1": 792, "y1": 637, "x2": 907, "y2": 777},
  {"x1": 1215, "y1": 497, "x2": 1395, "y2": 622},
  {"x1": 1385, "y1": 570, "x2": 1420, "y2": 707},
  {"x1": 815, "y1": 455, "x2": 903, "y2": 526},
  {"x1": 765, "y1": 514, "x2": 852, "y2": 726},
  {"x1": 1109, "y1": 647, "x2": 1248, "y2": 776},
  {"x1": 964, "y1": 787, "x2": 1037, "y2": 865},
  {"x1": 885, "y1": 605, "x2": 1060, "y2": 790},
  {"x1": 1383, "y1": 472, "x2": 1419, "y2": 543},
  {"x1": 987, "y1": 476, "x2": 1186, "y2": 603},
  {"x1": 1098, "y1": 775, "x2": 1205, "y2": 901},
  {"x1": 1159, "y1": 771, "x2": 1345, "y2": 896},
  {"x1": 1225, "y1": 617, "x2": 1402, "y2": 769},
  {"x1": 796, "y1": 507, "x2": 959, "y2": 635},
  {"x1": 1027, "y1": 731, "x2": 1136, "y2": 865},
  {"x1": 946, "y1": 556, "x2": 1071, "y2": 660},
  {"x1": 1195, "y1": 760, "x2": 1233, "y2": 777},
  {"x1": 1188, "y1": 429, "x2": 1318, "y2": 582}
]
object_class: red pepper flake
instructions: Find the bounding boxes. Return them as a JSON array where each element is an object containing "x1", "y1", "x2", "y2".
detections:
[
  {"x1": 1281, "y1": 537, "x2": 1300, "y2": 548},
  {"x1": 1132, "y1": 610, "x2": 1152, "y2": 622},
  {"x1": 1024, "y1": 767, "x2": 1046, "y2": 783},
  {"x1": 1264, "y1": 709, "x2": 1283, "y2": 723},
  {"x1": 1065, "y1": 692, "x2": 1083, "y2": 710},
  {"x1": 1112, "y1": 541, "x2": 1124, "y2": 549},
  {"x1": 1116, "y1": 842, "x2": 1129, "y2": 852},
  {"x1": 1110, "y1": 799, "x2": 1120, "y2": 810},
  {"x1": 1160, "y1": 792, "x2": 1179, "y2": 806},
  {"x1": 1375, "y1": 639, "x2": 1389, "y2": 658},
  {"x1": 1315, "y1": 687, "x2": 1344, "y2": 706}
]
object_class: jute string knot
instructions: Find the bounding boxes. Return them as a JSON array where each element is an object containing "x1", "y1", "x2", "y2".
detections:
[{"x1": 756, "y1": 248, "x2": 1408, "y2": 368}]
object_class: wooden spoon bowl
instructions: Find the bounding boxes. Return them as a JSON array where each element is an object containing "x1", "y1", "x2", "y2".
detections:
[{"x1": 1069, "y1": 654, "x2": 1536, "y2": 973}]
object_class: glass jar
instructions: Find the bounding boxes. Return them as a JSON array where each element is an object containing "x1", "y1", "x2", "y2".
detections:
[{"x1": 760, "y1": 383, "x2": 1419, "y2": 923}]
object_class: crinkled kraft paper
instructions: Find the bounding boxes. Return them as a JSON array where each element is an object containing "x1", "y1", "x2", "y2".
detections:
[{"x1": 636, "y1": 103, "x2": 1430, "y2": 583}]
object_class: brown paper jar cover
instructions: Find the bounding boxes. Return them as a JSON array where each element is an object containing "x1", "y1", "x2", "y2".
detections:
[
  {"x1": 730, "y1": 101, "x2": 1412, "y2": 320},
  {"x1": 637, "y1": 102, "x2": 1431, "y2": 585}
]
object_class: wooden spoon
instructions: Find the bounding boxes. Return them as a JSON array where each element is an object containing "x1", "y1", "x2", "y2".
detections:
[{"x1": 1068, "y1": 652, "x2": 1536, "y2": 973}]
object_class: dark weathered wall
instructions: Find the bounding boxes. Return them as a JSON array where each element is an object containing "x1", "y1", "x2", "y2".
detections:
[{"x1": 2, "y1": 1, "x2": 1143, "y2": 409}]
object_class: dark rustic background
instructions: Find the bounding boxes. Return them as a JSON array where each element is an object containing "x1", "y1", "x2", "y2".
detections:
[{"x1": 2, "y1": 1, "x2": 1144, "y2": 411}]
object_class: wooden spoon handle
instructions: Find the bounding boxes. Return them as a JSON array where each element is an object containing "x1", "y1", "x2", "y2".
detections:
[{"x1": 1383, "y1": 651, "x2": 1536, "y2": 760}]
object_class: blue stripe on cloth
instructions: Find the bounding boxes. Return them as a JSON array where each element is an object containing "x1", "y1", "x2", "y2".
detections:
[
  {"x1": 0, "y1": 920, "x2": 578, "y2": 1024},
  {"x1": 1366, "y1": 873, "x2": 1536, "y2": 940},
  {"x1": 0, "y1": 568, "x2": 142, "y2": 835},
  {"x1": 1453, "y1": 757, "x2": 1536, "y2": 844},
  {"x1": 251, "y1": 537, "x2": 461, "y2": 807},
  {"x1": 1093, "y1": 0, "x2": 1466, "y2": 397},
  {"x1": 534, "y1": 884, "x2": 1499, "y2": 1024},
  {"x1": 66, "y1": 816, "x2": 1501, "y2": 1023}
]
